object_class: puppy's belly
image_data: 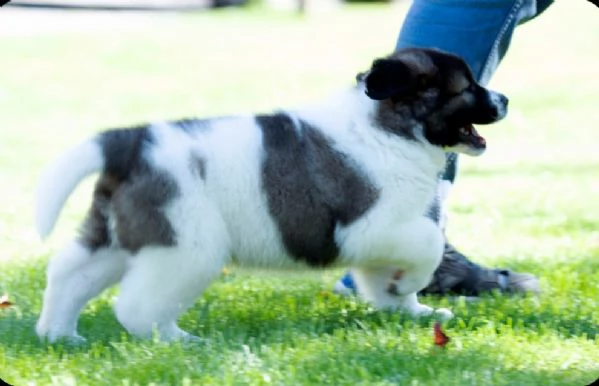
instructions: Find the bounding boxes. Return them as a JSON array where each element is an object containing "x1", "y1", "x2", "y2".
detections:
[
  {"x1": 229, "y1": 233, "x2": 300, "y2": 269},
  {"x1": 211, "y1": 200, "x2": 300, "y2": 268}
]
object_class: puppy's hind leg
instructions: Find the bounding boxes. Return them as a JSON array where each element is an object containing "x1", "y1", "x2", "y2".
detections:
[
  {"x1": 36, "y1": 241, "x2": 128, "y2": 343},
  {"x1": 114, "y1": 241, "x2": 228, "y2": 341},
  {"x1": 114, "y1": 198, "x2": 230, "y2": 342}
]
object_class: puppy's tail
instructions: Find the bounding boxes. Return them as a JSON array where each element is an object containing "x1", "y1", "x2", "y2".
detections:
[
  {"x1": 36, "y1": 126, "x2": 155, "y2": 238},
  {"x1": 35, "y1": 138, "x2": 104, "y2": 239}
]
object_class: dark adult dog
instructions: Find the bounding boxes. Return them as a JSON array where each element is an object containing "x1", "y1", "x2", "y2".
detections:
[{"x1": 35, "y1": 48, "x2": 507, "y2": 342}]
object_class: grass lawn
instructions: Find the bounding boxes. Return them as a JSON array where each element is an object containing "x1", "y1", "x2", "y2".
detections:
[{"x1": 1, "y1": 2, "x2": 598, "y2": 385}]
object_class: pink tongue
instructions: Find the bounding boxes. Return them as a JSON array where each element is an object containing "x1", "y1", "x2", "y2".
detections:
[{"x1": 470, "y1": 126, "x2": 485, "y2": 146}]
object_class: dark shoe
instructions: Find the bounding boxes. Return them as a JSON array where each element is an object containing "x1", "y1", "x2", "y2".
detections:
[
  {"x1": 333, "y1": 243, "x2": 540, "y2": 297},
  {"x1": 420, "y1": 242, "x2": 540, "y2": 295},
  {"x1": 502, "y1": 270, "x2": 540, "y2": 294}
]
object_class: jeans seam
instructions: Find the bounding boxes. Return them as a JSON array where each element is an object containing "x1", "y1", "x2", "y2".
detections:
[{"x1": 478, "y1": 0, "x2": 524, "y2": 84}]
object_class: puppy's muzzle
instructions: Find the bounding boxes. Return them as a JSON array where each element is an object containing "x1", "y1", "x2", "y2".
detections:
[{"x1": 488, "y1": 91, "x2": 508, "y2": 121}]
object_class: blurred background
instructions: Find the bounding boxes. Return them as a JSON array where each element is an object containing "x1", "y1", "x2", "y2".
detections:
[
  {"x1": 1, "y1": 0, "x2": 597, "y2": 263},
  {"x1": 6, "y1": 0, "x2": 396, "y2": 12},
  {"x1": 0, "y1": 1, "x2": 598, "y2": 384}
]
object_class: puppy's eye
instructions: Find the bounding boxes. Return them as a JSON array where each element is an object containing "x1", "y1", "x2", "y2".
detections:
[{"x1": 449, "y1": 84, "x2": 474, "y2": 96}]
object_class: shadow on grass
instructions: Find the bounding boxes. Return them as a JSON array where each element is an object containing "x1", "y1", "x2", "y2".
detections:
[
  {"x1": 280, "y1": 340, "x2": 596, "y2": 385},
  {"x1": 0, "y1": 256, "x2": 596, "y2": 353}
]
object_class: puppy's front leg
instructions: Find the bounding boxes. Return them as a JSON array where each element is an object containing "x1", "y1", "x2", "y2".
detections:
[
  {"x1": 392, "y1": 292, "x2": 453, "y2": 320},
  {"x1": 341, "y1": 216, "x2": 453, "y2": 319},
  {"x1": 351, "y1": 267, "x2": 452, "y2": 320}
]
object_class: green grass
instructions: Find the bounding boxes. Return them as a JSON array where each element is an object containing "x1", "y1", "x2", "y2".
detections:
[{"x1": 1, "y1": 2, "x2": 598, "y2": 385}]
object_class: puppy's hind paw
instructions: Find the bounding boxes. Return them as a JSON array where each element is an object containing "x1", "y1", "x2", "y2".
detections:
[
  {"x1": 40, "y1": 333, "x2": 87, "y2": 345},
  {"x1": 180, "y1": 333, "x2": 205, "y2": 344}
]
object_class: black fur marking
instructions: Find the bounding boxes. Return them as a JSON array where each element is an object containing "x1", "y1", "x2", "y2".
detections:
[
  {"x1": 366, "y1": 48, "x2": 507, "y2": 149},
  {"x1": 373, "y1": 99, "x2": 422, "y2": 141},
  {"x1": 98, "y1": 125, "x2": 154, "y2": 181},
  {"x1": 365, "y1": 58, "x2": 415, "y2": 101},
  {"x1": 78, "y1": 175, "x2": 119, "y2": 250},
  {"x1": 190, "y1": 154, "x2": 207, "y2": 180},
  {"x1": 258, "y1": 112, "x2": 379, "y2": 267},
  {"x1": 425, "y1": 191, "x2": 441, "y2": 225},
  {"x1": 80, "y1": 125, "x2": 179, "y2": 252}
]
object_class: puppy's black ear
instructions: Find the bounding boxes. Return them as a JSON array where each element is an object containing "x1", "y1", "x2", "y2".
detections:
[
  {"x1": 355, "y1": 71, "x2": 367, "y2": 83},
  {"x1": 364, "y1": 59, "x2": 415, "y2": 101}
]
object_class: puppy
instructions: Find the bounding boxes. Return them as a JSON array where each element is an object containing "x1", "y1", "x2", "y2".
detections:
[{"x1": 35, "y1": 48, "x2": 507, "y2": 342}]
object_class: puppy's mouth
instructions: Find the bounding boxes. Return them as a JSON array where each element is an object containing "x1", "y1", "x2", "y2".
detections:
[{"x1": 458, "y1": 124, "x2": 486, "y2": 149}]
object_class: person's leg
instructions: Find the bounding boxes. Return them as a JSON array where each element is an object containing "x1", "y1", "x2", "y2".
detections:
[
  {"x1": 398, "y1": 0, "x2": 552, "y2": 295},
  {"x1": 335, "y1": 0, "x2": 553, "y2": 296},
  {"x1": 395, "y1": 0, "x2": 554, "y2": 85}
]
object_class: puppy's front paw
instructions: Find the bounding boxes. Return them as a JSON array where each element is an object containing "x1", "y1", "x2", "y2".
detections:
[
  {"x1": 403, "y1": 304, "x2": 454, "y2": 320},
  {"x1": 433, "y1": 307, "x2": 454, "y2": 320},
  {"x1": 404, "y1": 303, "x2": 435, "y2": 317}
]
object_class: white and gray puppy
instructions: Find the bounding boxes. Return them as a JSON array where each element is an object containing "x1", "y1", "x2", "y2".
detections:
[{"x1": 35, "y1": 48, "x2": 508, "y2": 343}]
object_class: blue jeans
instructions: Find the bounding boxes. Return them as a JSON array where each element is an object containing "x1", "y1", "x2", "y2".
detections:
[
  {"x1": 396, "y1": 0, "x2": 554, "y2": 85},
  {"x1": 397, "y1": 0, "x2": 554, "y2": 224}
]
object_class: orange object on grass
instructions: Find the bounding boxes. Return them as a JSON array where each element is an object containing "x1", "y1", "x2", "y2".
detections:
[{"x1": 433, "y1": 321, "x2": 450, "y2": 347}]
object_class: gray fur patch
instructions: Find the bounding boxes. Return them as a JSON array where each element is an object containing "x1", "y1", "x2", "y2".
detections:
[
  {"x1": 78, "y1": 175, "x2": 119, "y2": 250},
  {"x1": 79, "y1": 126, "x2": 179, "y2": 253},
  {"x1": 111, "y1": 169, "x2": 179, "y2": 253},
  {"x1": 373, "y1": 99, "x2": 422, "y2": 141},
  {"x1": 258, "y1": 112, "x2": 379, "y2": 267}
]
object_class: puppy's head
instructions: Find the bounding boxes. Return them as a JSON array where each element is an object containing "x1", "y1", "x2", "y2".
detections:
[{"x1": 361, "y1": 48, "x2": 508, "y2": 156}]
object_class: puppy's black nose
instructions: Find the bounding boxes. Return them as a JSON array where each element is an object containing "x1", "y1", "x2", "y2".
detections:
[{"x1": 488, "y1": 91, "x2": 508, "y2": 120}]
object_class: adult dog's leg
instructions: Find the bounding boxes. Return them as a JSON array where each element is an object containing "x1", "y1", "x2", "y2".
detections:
[
  {"x1": 345, "y1": 216, "x2": 452, "y2": 318},
  {"x1": 36, "y1": 241, "x2": 128, "y2": 342}
]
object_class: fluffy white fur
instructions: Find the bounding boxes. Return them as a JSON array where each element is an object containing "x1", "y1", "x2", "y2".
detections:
[
  {"x1": 36, "y1": 87, "x2": 455, "y2": 343},
  {"x1": 35, "y1": 140, "x2": 103, "y2": 238}
]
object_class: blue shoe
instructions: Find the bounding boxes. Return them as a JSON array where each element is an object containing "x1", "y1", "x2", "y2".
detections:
[{"x1": 333, "y1": 272, "x2": 357, "y2": 296}]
